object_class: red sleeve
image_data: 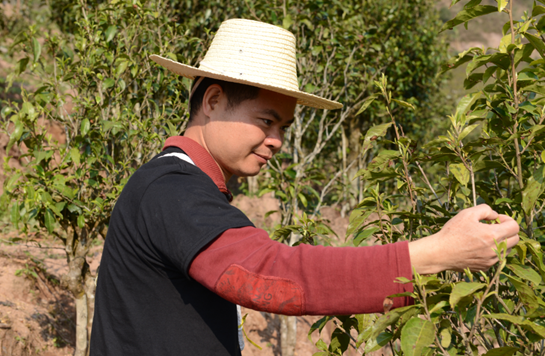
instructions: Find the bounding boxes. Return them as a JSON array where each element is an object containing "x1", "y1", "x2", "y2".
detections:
[{"x1": 188, "y1": 226, "x2": 413, "y2": 316}]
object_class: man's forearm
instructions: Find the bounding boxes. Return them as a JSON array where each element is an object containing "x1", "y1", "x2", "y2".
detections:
[{"x1": 189, "y1": 226, "x2": 413, "y2": 315}]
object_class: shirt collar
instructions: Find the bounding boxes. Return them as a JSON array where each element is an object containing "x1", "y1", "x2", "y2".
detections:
[{"x1": 162, "y1": 136, "x2": 233, "y2": 202}]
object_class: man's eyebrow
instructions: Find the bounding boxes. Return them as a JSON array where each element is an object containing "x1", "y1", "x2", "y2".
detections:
[{"x1": 260, "y1": 109, "x2": 294, "y2": 124}]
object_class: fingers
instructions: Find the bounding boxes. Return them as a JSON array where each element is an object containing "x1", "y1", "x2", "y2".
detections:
[
  {"x1": 489, "y1": 218, "x2": 520, "y2": 239},
  {"x1": 505, "y1": 234, "x2": 520, "y2": 249},
  {"x1": 497, "y1": 214, "x2": 515, "y2": 223},
  {"x1": 467, "y1": 204, "x2": 498, "y2": 221}
]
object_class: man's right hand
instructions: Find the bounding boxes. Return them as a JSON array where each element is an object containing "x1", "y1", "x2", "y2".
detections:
[{"x1": 408, "y1": 204, "x2": 520, "y2": 274}]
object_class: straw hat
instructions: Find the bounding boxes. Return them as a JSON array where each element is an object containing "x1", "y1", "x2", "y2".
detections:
[{"x1": 150, "y1": 18, "x2": 342, "y2": 110}]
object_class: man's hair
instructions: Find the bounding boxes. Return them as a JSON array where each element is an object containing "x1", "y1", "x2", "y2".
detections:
[{"x1": 189, "y1": 77, "x2": 260, "y2": 121}]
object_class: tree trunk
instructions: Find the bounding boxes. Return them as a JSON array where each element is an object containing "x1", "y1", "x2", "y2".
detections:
[
  {"x1": 84, "y1": 271, "x2": 97, "y2": 356},
  {"x1": 247, "y1": 176, "x2": 258, "y2": 195},
  {"x1": 346, "y1": 118, "x2": 364, "y2": 208},
  {"x1": 280, "y1": 315, "x2": 297, "y2": 356},
  {"x1": 74, "y1": 294, "x2": 88, "y2": 356},
  {"x1": 61, "y1": 227, "x2": 95, "y2": 356}
]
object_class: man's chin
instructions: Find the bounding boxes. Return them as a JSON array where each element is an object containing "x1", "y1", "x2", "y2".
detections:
[{"x1": 235, "y1": 167, "x2": 262, "y2": 178}]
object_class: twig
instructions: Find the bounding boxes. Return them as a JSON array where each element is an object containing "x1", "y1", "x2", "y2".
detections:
[
  {"x1": 419, "y1": 285, "x2": 450, "y2": 356},
  {"x1": 415, "y1": 161, "x2": 443, "y2": 206},
  {"x1": 311, "y1": 159, "x2": 357, "y2": 220}
]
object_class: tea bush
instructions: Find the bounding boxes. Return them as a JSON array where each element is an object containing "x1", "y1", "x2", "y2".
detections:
[{"x1": 312, "y1": 1, "x2": 545, "y2": 355}]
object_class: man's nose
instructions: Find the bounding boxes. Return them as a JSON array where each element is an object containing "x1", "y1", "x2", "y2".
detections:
[{"x1": 264, "y1": 131, "x2": 283, "y2": 153}]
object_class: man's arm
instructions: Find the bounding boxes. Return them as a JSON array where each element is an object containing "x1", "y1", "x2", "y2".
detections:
[
  {"x1": 189, "y1": 228, "x2": 413, "y2": 316},
  {"x1": 189, "y1": 204, "x2": 519, "y2": 316}
]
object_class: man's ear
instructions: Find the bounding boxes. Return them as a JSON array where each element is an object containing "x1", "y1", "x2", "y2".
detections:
[{"x1": 201, "y1": 84, "x2": 223, "y2": 118}]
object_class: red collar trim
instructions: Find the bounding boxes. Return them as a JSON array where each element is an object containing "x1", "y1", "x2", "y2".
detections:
[{"x1": 162, "y1": 136, "x2": 233, "y2": 202}]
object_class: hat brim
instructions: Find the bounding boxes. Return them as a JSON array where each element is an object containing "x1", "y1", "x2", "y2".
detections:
[{"x1": 150, "y1": 55, "x2": 343, "y2": 110}]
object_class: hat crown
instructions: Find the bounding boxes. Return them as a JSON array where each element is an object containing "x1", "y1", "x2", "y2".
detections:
[{"x1": 198, "y1": 19, "x2": 299, "y2": 91}]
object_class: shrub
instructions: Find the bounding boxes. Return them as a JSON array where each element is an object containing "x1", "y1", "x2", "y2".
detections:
[{"x1": 312, "y1": 1, "x2": 545, "y2": 355}]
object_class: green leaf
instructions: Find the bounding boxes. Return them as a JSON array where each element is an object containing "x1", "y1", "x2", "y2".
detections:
[
  {"x1": 31, "y1": 37, "x2": 41, "y2": 63},
  {"x1": 44, "y1": 208, "x2": 56, "y2": 234},
  {"x1": 483, "y1": 347, "x2": 519, "y2": 356},
  {"x1": 297, "y1": 192, "x2": 307, "y2": 208},
  {"x1": 429, "y1": 300, "x2": 449, "y2": 315},
  {"x1": 400, "y1": 318, "x2": 435, "y2": 356},
  {"x1": 353, "y1": 227, "x2": 380, "y2": 246},
  {"x1": 483, "y1": 313, "x2": 524, "y2": 324},
  {"x1": 7, "y1": 119, "x2": 24, "y2": 153},
  {"x1": 515, "y1": 44, "x2": 535, "y2": 66},
  {"x1": 507, "y1": 264, "x2": 543, "y2": 285},
  {"x1": 499, "y1": 33, "x2": 511, "y2": 53},
  {"x1": 450, "y1": 163, "x2": 470, "y2": 186},
  {"x1": 522, "y1": 83, "x2": 545, "y2": 96},
  {"x1": 449, "y1": 282, "x2": 486, "y2": 308},
  {"x1": 70, "y1": 147, "x2": 81, "y2": 165},
  {"x1": 282, "y1": 14, "x2": 293, "y2": 29},
  {"x1": 346, "y1": 209, "x2": 372, "y2": 237},
  {"x1": 10, "y1": 203, "x2": 20, "y2": 227},
  {"x1": 329, "y1": 328, "x2": 350, "y2": 353},
  {"x1": 77, "y1": 214, "x2": 85, "y2": 229},
  {"x1": 504, "y1": 275, "x2": 541, "y2": 312},
  {"x1": 311, "y1": 46, "x2": 323, "y2": 56},
  {"x1": 103, "y1": 78, "x2": 115, "y2": 89},
  {"x1": 497, "y1": 0, "x2": 508, "y2": 12},
  {"x1": 308, "y1": 316, "x2": 332, "y2": 342},
  {"x1": 81, "y1": 119, "x2": 90, "y2": 136},
  {"x1": 364, "y1": 332, "x2": 392, "y2": 353},
  {"x1": 115, "y1": 59, "x2": 129, "y2": 77},
  {"x1": 16, "y1": 57, "x2": 29, "y2": 74},
  {"x1": 440, "y1": 5, "x2": 498, "y2": 32},
  {"x1": 104, "y1": 25, "x2": 118, "y2": 42},
  {"x1": 440, "y1": 54, "x2": 473, "y2": 75},
  {"x1": 440, "y1": 328, "x2": 451, "y2": 348},
  {"x1": 455, "y1": 92, "x2": 481, "y2": 121},
  {"x1": 392, "y1": 99, "x2": 415, "y2": 110},
  {"x1": 356, "y1": 95, "x2": 378, "y2": 116},
  {"x1": 466, "y1": 54, "x2": 491, "y2": 76},
  {"x1": 489, "y1": 52, "x2": 510, "y2": 69},
  {"x1": 458, "y1": 123, "x2": 480, "y2": 142},
  {"x1": 524, "y1": 32, "x2": 545, "y2": 59},
  {"x1": 521, "y1": 320, "x2": 545, "y2": 337},
  {"x1": 532, "y1": 5, "x2": 545, "y2": 17},
  {"x1": 361, "y1": 123, "x2": 392, "y2": 152},
  {"x1": 521, "y1": 176, "x2": 544, "y2": 216},
  {"x1": 4, "y1": 172, "x2": 21, "y2": 192},
  {"x1": 21, "y1": 101, "x2": 36, "y2": 121},
  {"x1": 361, "y1": 309, "x2": 403, "y2": 341},
  {"x1": 464, "y1": 0, "x2": 482, "y2": 9}
]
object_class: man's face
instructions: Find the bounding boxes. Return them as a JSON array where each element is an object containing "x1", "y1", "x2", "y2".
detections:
[{"x1": 202, "y1": 87, "x2": 297, "y2": 180}]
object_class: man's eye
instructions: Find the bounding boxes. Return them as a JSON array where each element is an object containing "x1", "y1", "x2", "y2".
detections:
[
  {"x1": 281, "y1": 126, "x2": 290, "y2": 132},
  {"x1": 262, "y1": 119, "x2": 272, "y2": 126}
]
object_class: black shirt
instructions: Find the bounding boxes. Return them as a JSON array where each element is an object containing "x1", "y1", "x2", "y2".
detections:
[{"x1": 90, "y1": 147, "x2": 253, "y2": 355}]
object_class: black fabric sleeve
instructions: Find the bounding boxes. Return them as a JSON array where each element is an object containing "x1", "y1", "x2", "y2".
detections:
[{"x1": 138, "y1": 164, "x2": 254, "y2": 278}]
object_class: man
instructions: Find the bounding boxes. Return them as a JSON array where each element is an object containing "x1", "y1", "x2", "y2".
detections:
[{"x1": 90, "y1": 19, "x2": 520, "y2": 355}]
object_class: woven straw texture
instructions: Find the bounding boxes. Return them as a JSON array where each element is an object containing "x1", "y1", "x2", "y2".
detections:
[{"x1": 150, "y1": 18, "x2": 342, "y2": 110}]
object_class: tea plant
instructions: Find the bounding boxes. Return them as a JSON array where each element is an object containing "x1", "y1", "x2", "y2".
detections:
[{"x1": 312, "y1": 1, "x2": 545, "y2": 355}]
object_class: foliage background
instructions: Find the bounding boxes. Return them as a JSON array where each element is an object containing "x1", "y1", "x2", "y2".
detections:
[{"x1": 1, "y1": 0, "x2": 543, "y2": 356}]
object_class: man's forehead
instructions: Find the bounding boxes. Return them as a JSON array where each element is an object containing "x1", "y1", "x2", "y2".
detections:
[{"x1": 251, "y1": 89, "x2": 297, "y2": 122}]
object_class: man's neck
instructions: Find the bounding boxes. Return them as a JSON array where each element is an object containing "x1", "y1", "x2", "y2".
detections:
[{"x1": 183, "y1": 125, "x2": 232, "y2": 183}]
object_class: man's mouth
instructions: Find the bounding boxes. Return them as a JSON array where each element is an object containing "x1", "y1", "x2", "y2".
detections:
[{"x1": 253, "y1": 152, "x2": 271, "y2": 164}]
